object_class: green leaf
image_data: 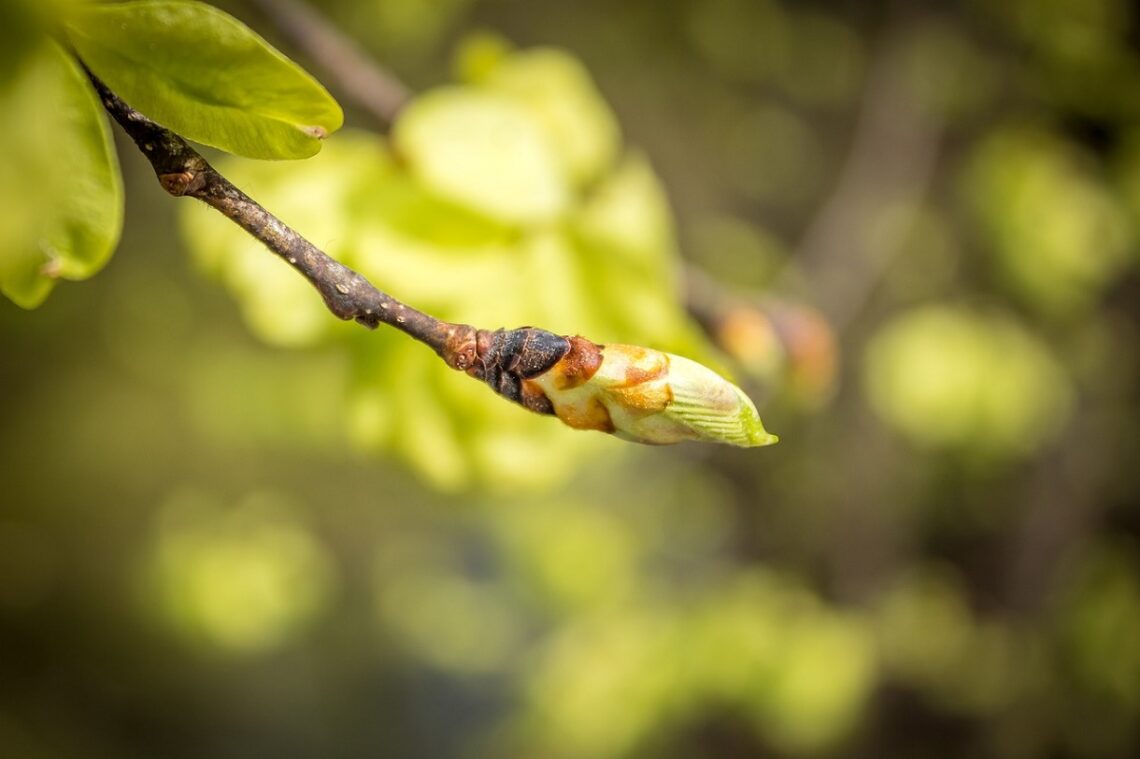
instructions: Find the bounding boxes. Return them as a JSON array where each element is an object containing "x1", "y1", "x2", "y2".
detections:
[
  {"x1": 393, "y1": 87, "x2": 569, "y2": 225},
  {"x1": 0, "y1": 0, "x2": 68, "y2": 76},
  {"x1": 0, "y1": 42, "x2": 123, "y2": 309},
  {"x1": 64, "y1": 0, "x2": 343, "y2": 159}
]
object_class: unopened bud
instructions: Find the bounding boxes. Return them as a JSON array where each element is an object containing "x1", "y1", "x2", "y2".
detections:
[
  {"x1": 442, "y1": 326, "x2": 777, "y2": 447},
  {"x1": 527, "y1": 337, "x2": 778, "y2": 447}
]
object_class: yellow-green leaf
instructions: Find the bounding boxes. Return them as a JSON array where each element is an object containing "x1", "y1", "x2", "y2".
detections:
[
  {"x1": 64, "y1": 0, "x2": 343, "y2": 159},
  {"x1": 0, "y1": 41, "x2": 123, "y2": 308}
]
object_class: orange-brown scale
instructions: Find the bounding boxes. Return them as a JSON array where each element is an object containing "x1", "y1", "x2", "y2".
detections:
[
  {"x1": 542, "y1": 387, "x2": 616, "y2": 433},
  {"x1": 612, "y1": 381, "x2": 672, "y2": 416},
  {"x1": 592, "y1": 347, "x2": 670, "y2": 415},
  {"x1": 618, "y1": 349, "x2": 668, "y2": 389},
  {"x1": 546, "y1": 336, "x2": 604, "y2": 390}
]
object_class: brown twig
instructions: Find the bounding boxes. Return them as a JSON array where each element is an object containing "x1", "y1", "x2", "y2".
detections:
[
  {"x1": 84, "y1": 67, "x2": 571, "y2": 415},
  {"x1": 87, "y1": 72, "x2": 435, "y2": 337},
  {"x1": 245, "y1": 0, "x2": 411, "y2": 129}
]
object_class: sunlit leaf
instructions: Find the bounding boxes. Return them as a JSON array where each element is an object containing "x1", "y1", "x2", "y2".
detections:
[
  {"x1": 65, "y1": 0, "x2": 343, "y2": 159},
  {"x1": 393, "y1": 87, "x2": 569, "y2": 224},
  {"x1": 0, "y1": 41, "x2": 122, "y2": 308}
]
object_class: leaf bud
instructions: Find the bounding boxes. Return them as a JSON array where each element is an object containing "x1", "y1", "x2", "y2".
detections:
[{"x1": 526, "y1": 337, "x2": 778, "y2": 447}]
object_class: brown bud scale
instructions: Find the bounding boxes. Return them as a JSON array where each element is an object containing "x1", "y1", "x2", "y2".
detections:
[
  {"x1": 547, "y1": 336, "x2": 604, "y2": 390},
  {"x1": 441, "y1": 325, "x2": 570, "y2": 415}
]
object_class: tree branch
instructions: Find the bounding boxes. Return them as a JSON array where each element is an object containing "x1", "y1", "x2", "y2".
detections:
[
  {"x1": 74, "y1": 24, "x2": 777, "y2": 447},
  {"x1": 84, "y1": 67, "x2": 571, "y2": 416},
  {"x1": 239, "y1": 0, "x2": 832, "y2": 392},
  {"x1": 778, "y1": 26, "x2": 944, "y2": 333},
  {"x1": 87, "y1": 72, "x2": 436, "y2": 337}
]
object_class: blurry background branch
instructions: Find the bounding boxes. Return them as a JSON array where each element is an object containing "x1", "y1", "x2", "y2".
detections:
[
  {"x1": 779, "y1": 26, "x2": 944, "y2": 333},
  {"x1": 246, "y1": 0, "x2": 411, "y2": 127}
]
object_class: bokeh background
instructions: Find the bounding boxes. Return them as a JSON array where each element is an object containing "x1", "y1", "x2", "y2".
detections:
[{"x1": 3, "y1": 0, "x2": 1140, "y2": 756}]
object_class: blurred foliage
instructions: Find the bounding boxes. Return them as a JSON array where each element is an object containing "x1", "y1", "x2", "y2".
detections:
[
  {"x1": 864, "y1": 306, "x2": 1073, "y2": 460},
  {"x1": 960, "y1": 125, "x2": 1133, "y2": 317},
  {"x1": 179, "y1": 42, "x2": 711, "y2": 489},
  {"x1": 149, "y1": 489, "x2": 336, "y2": 651},
  {"x1": 3, "y1": 0, "x2": 1140, "y2": 758}
]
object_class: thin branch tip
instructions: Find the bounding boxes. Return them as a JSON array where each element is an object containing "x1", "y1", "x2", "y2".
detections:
[{"x1": 75, "y1": 49, "x2": 774, "y2": 449}]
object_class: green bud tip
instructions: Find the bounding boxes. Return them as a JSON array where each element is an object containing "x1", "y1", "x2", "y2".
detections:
[{"x1": 527, "y1": 339, "x2": 778, "y2": 447}]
